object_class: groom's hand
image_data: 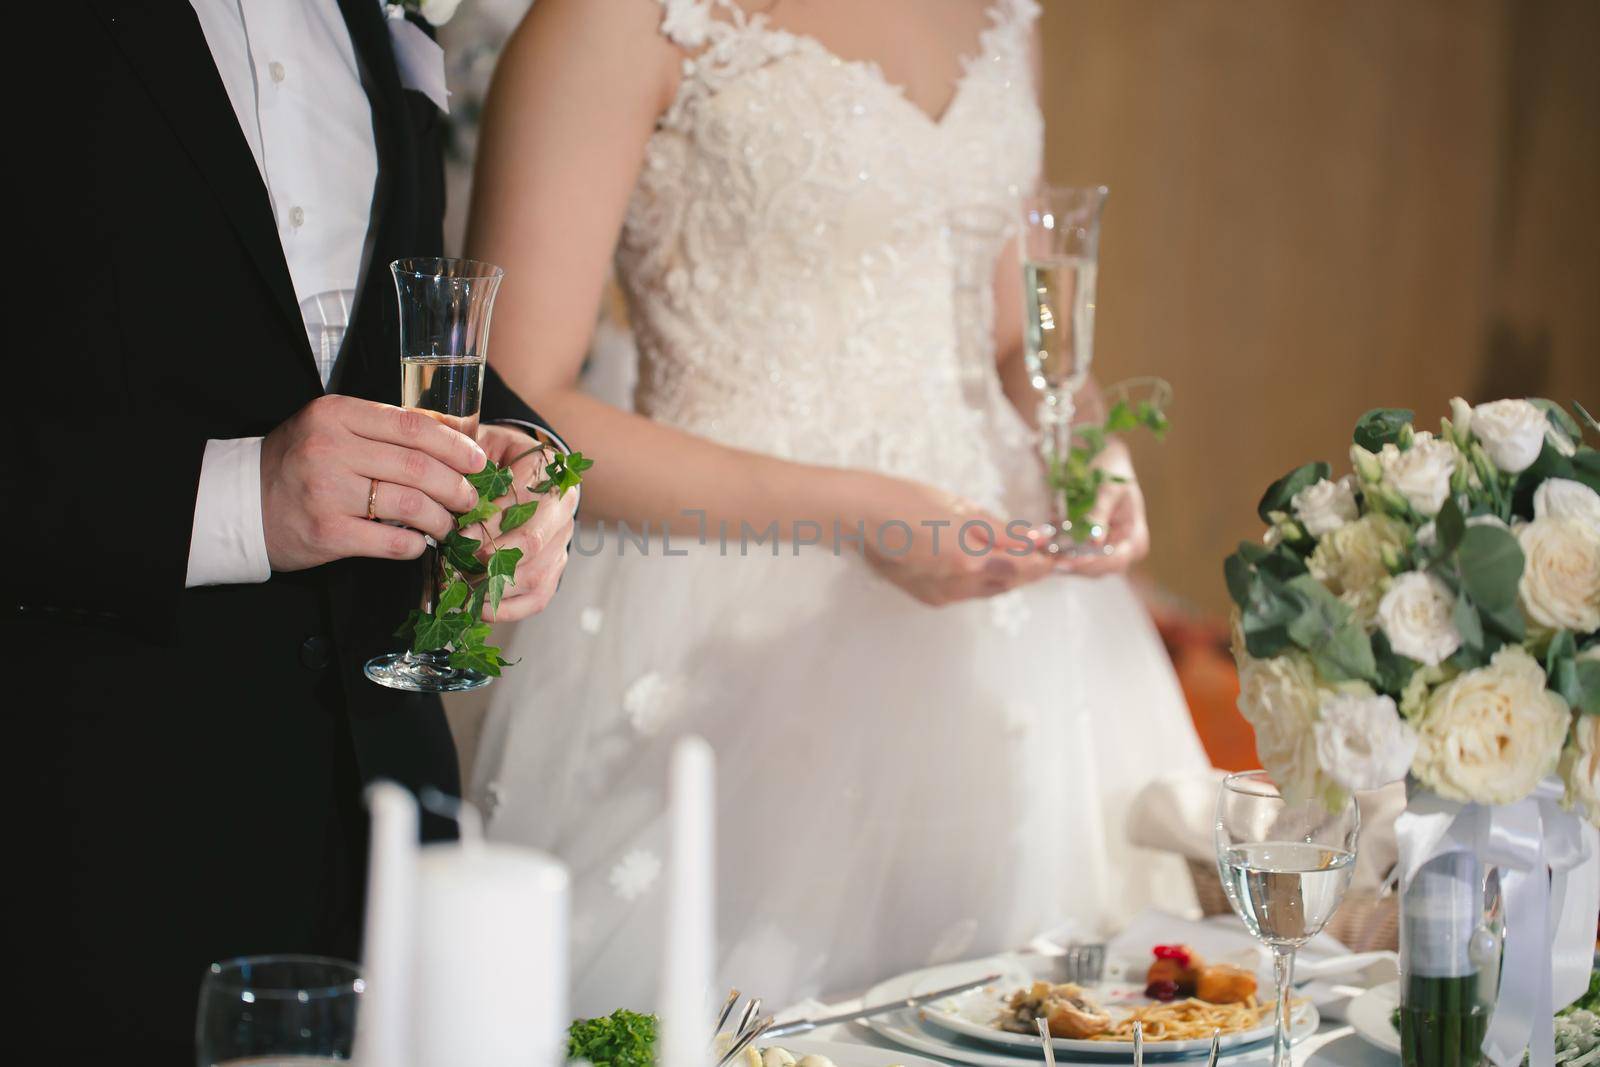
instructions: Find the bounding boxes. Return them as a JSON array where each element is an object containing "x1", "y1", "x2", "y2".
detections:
[
  {"x1": 470, "y1": 424, "x2": 577, "y2": 622},
  {"x1": 260, "y1": 395, "x2": 487, "y2": 572}
]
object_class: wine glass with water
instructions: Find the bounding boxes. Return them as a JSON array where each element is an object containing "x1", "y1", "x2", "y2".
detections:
[
  {"x1": 195, "y1": 955, "x2": 362, "y2": 1066},
  {"x1": 1018, "y1": 185, "x2": 1109, "y2": 556},
  {"x1": 364, "y1": 257, "x2": 504, "y2": 693},
  {"x1": 1214, "y1": 771, "x2": 1360, "y2": 1066}
]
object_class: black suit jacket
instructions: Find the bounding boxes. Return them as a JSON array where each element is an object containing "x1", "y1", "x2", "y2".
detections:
[{"x1": 8, "y1": 1, "x2": 553, "y2": 1056}]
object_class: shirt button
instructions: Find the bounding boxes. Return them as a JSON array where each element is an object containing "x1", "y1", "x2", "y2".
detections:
[
  {"x1": 288, "y1": 206, "x2": 305, "y2": 228},
  {"x1": 299, "y1": 635, "x2": 331, "y2": 670},
  {"x1": 268, "y1": 61, "x2": 286, "y2": 83}
]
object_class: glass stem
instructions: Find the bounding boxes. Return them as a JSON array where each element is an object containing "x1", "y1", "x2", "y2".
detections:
[
  {"x1": 406, "y1": 544, "x2": 445, "y2": 662},
  {"x1": 1037, "y1": 388, "x2": 1076, "y2": 528},
  {"x1": 1271, "y1": 945, "x2": 1296, "y2": 1067}
]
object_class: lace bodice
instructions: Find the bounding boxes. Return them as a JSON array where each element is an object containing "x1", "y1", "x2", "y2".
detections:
[{"x1": 617, "y1": 0, "x2": 1044, "y2": 507}]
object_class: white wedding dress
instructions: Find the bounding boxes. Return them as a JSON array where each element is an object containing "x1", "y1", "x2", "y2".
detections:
[{"x1": 475, "y1": 0, "x2": 1207, "y2": 1016}]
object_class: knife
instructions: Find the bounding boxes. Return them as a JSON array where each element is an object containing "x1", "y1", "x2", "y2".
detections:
[{"x1": 762, "y1": 972, "x2": 1004, "y2": 1040}]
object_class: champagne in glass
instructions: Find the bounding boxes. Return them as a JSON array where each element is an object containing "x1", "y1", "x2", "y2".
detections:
[
  {"x1": 195, "y1": 955, "x2": 362, "y2": 1067},
  {"x1": 1018, "y1": 186, "x2": 1109, "y2": 555},
  {"x1": 1215, "y1": 772, "x2": 1360, "y2": 1067},
  {"x1": 365, "y1": 257, "x2": 504, "y2": 694}
]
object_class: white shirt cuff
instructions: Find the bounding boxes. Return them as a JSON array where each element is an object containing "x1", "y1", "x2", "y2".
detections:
[{"x1": 186, "y1": 437, "x2": 272, "y2": 587}]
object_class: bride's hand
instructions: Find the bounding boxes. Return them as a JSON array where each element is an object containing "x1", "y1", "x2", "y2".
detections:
[
  {"x1": 1056, "y1": 441, "x2": 1150, "y2": 578},
  {"x1": 845, "y1": 472, "x2": 1055, "y2": 606}
]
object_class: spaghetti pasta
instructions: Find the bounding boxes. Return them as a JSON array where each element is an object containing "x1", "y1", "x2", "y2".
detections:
[{"x1": 1094, "y1": 995, "x2": 1275, "y2": 1042}]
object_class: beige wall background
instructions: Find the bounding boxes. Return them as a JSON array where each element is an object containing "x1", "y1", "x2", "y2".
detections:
[{"x1": 1039, "y1": 0, "x2": 1599, "y2": 615}]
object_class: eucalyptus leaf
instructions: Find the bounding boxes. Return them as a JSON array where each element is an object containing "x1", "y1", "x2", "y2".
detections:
[
  {"x1": 1283, "y1": 574, "x2": 1377, "y2": 682},
  {"x1": 1241, "y1": 570, "x2": 1300, "y2": 658},
  {"x1": 1372, "y1": 630, "x2": 1419, "y2": 695},
  {"x1": 1430, "y1": 496, "x2": 1466, "y2": 565},
  {"x1": 1258, "y1": 461, "x2": 1332, "y2": 524},
  {"x1": 1457, "y1": 525, "x2": 1524, "y2": 613},
  {"x1": 1353, "y1": 408, "x2": 1414, "y2": 452}
]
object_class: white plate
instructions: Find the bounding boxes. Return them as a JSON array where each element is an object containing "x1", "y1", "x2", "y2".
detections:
[
  {"x1": 1346, "y1": 981, "x2": 1401, "y2": 1056},
  {"x1": 862, "y1": 954, "x2": 1319, "y2": 1064},
  {"x1": 777, "y1": 1037, "x2": 948, "y2": 1067},
  {"x1": 925, "y1": 979, "x2": 1288, "y2": 1056}
]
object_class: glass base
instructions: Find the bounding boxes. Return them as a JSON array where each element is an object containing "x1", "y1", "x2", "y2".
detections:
[
  {"x1": 1039, "y1": 521, "x2": 1115, "y2": 558},
  {"x1": 363, "y1": 650, "x2": 490, "y2": 693}
]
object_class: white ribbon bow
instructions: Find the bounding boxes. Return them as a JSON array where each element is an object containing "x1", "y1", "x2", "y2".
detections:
[{"x1": 1396, "y1": 777, "x2": 1599, "y2": 1067}]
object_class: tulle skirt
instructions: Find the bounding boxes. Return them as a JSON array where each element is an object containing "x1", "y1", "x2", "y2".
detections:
[{"x1": 472, "y1": 526, "x2": 1207, "y2": 1015}]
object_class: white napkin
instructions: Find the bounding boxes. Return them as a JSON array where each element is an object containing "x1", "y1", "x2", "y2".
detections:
[{"x1": 1126, "y1": 773, "x2": 1408, "y2": 892}]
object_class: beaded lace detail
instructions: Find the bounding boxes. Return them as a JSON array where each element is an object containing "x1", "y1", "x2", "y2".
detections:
[{"x1": 618, "y1": 0, "x2": 1043, "y2": 508}]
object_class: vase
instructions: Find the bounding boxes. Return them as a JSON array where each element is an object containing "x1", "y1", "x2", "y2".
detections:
[{"x1": 1398, "y1": 847, "x2": 1501, "y2": 1066}]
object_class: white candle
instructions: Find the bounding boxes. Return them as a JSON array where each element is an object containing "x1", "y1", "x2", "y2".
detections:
[
  {"x1": 412, "y1": 841, "x2": 570, "y2": 1067},
  {"x1": 353, "y1": 781, "x2": 419, "y2": 1067},
  {"x1": 659, "y1": 737, "x2": 717, "y2": 1067}
]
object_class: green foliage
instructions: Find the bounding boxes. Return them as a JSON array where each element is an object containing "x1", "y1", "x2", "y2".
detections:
[
  {"x1": 567, "y1": 1009, "x2": 658, "y2": 1067},
  {"x1": 395, "y1": 445, "x2": 592, "y2": 676},
  {"x1": 1548, "y1": 631, "x2": 1600, "y2": 715},
  {"x1": 1353, "y1": 407, "x2": 1414, "y2": 452},
  {"x1": 1223, "y1": 546, "x2": 1375, "y2": 681},
  {"x1": 1045, "y1": 386, "x2": 1171, "y2": 542},
  {"x1": 1257, "y1": 461, "x2": 1332, "y2": 525}
]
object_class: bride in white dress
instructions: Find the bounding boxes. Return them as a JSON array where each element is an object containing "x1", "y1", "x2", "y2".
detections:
[{"x1": 464, "y1": 0, "x2": 1207, "y2": 1015}]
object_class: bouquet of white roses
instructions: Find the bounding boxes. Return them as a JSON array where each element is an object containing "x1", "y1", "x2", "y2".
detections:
[{"x1": 1225, "y1": 396, "x2": 1599, "y2": 819}]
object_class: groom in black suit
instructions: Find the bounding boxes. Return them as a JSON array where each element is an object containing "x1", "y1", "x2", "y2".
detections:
[{"x1": 11, "y1": 1, "x2": 572, "y2": 1056}]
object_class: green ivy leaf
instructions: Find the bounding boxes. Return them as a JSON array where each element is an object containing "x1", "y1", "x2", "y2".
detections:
[
  {"x1": 437, "y1": 579, "x2": 470, "y2": 614},
  {"x1": 456, "y1": 498, "x2": 499, "y2": 530},
  {"x1": 1257, "y1": 461, "x2": 1332, "y2": 524},
  {"x1": 465, "y1": 460, "x2": 515, "y2": 500},
  {"x1": 441, "y1": 529, "x2": 487, "y2": 575},
  {"x1": 1353, "y1": 408, "x2": 1415, "y2": 452},
  {"x1": 500, "y1": 499, "x2": 539, "y2": 533}
]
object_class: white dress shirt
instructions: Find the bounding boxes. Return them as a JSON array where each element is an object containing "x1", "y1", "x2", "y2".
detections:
[{"x1": 185, "y1": 0, "x2": 380, "y2": 586}]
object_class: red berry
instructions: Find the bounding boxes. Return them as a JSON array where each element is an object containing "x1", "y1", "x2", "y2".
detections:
[
  {"x1": 1145, "y1": 980, "x2": 1180, "y2": 1002},
  {"x1": 1152, "y1": 944, "x2": 1192, "y2": 968}
]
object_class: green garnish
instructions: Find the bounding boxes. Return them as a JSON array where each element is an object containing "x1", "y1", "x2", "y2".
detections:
[
  {"x1": 567, "y1": 1008, "x2": 658, "y2": 1067},
  {"x1": 395, "y1": 447, "x2": 593, "y2": 676}
]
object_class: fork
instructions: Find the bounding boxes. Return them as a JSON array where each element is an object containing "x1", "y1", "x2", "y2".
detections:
[
  {"x1": 712, "y1": 990, "x2": 774, "y2": 1067},
  {"x1": 1060, "y1": 943, "x2": 1106, "y2": 984},
  {"x1": 1203, "y1": 1029, "x2": 1221, "y2": 1067}
]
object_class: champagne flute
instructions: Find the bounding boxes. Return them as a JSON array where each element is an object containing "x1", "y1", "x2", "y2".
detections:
[
  {"x1": 1018, "y1": 185, "x2": 1108, "y2": 555},
  {"x1": 364, "y1": 257, "x2": 504, "y2": 693},
  {"x1": 195, "y1": 955, "x2": 362, "y2": 1066},
  {"x1": 1214, "y1": 771, "x2": 1360, "y2": 1067}
]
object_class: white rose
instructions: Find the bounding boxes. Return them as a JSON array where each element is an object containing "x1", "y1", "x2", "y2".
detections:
[
  {"x1": 1534, "y1": 478, "x2": 1600, "y2": 530},
  {"x1": 1308, "y1": 513, "x2": 1410, "y2": 626},
  {"x1": 1411, "y1": 645, "x2": 1570, "y2": 804},
  {"x1": 419, "y1": 0, "x2": 463, "y2": 25},
  {"x1": 1448, "y1": 396, "x2": 1474, "y2": 440},
  {"x1": 1293, "y1": 476, "x2": 1360, "y2": 537},
  {"x1": 1377, "y1": 432, "x2": 1457, "y2": 516},
  {"x1": 1562, "y1": 713, "x2": 1600, "y2": 827},
  {"x1": 1472, "y1": 398, "x2": 1548, "y2": 474},
  {"x1": 1231, "y1": 628, "x2": 1347, "y2": 810},
  {"x1": 1516, "y1": 517, "x2": 1600, "y2": 633},
  {"x1": 1377, "y1": 572, "x2": 1461, "y2": 666},
  {"x1": 1314, "y1": 689, "x2": 1418, "y2": 792}
]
